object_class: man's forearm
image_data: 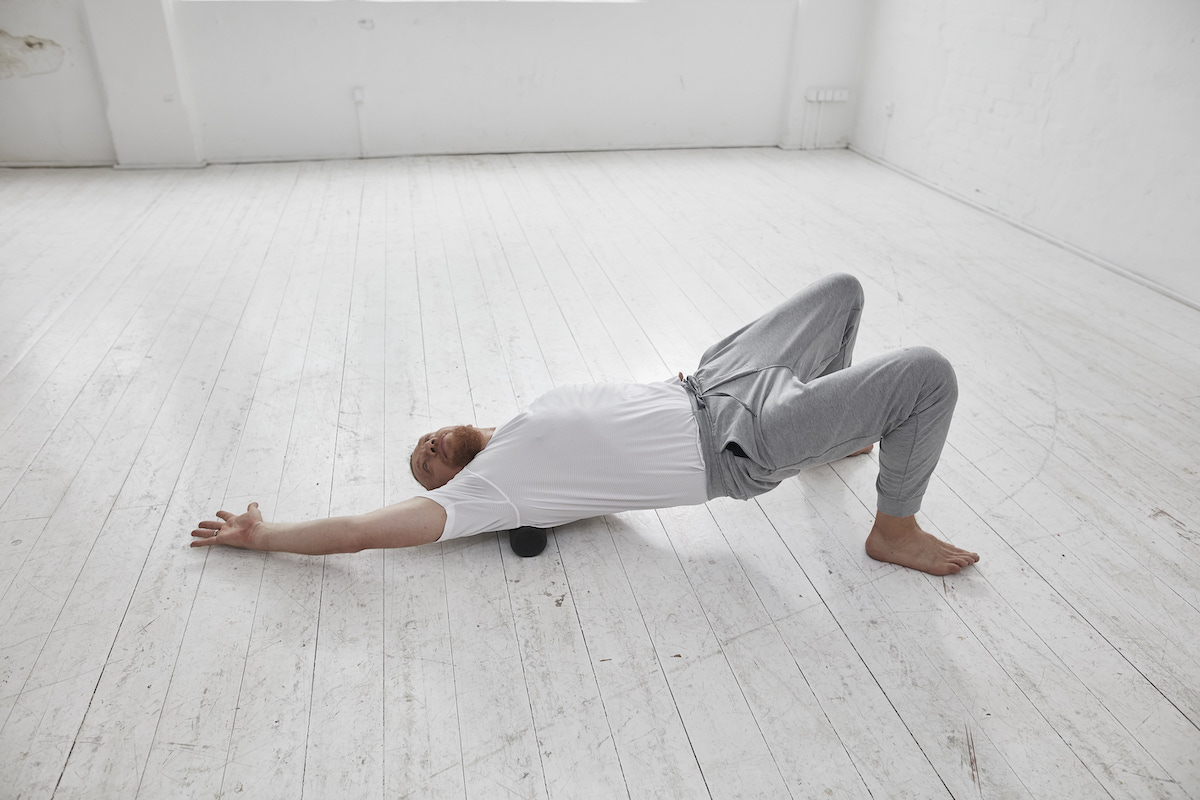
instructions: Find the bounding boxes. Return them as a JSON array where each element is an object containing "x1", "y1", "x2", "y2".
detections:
[
  {"x1": 251, "y1": 516, "x2": 368, "y2": 555},
  {"x1": 248, "y1": 498, "x2": 446, "y2": 554}
]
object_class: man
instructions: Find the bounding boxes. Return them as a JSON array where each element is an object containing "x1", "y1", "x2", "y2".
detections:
[{"x1": 192, "y1": 274, "x2": 979, "y2": 576}]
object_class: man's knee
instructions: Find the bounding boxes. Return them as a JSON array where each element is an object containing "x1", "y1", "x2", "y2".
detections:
[
  {"x1": 823, "y1": 272, "x2": 864, "y2": 308},
  {"x1": 906, "y1": 346, "x2": 958, "y2": 404}
]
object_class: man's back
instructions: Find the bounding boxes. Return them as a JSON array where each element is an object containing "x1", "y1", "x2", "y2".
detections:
[{"x1": 423, "y1": 381, "x2": 708, "y2": 540}]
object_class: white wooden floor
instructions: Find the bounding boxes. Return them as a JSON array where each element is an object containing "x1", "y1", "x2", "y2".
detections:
[{"x1": 1, "y1": 148, "x2": 1197, "y2": 800}]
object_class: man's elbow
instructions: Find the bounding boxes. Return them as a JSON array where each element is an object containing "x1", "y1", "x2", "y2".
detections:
[
  {"x1": 335, "y1": 518, "x2": 373, "y2": 553},
  {"x1": 350, "y1": 516, "x2": 440, "y2": 551}
]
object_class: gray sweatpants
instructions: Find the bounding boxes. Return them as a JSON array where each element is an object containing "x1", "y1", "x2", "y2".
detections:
[{"x1": 683, "y1": 273, "x2": 957, "y2": 517}]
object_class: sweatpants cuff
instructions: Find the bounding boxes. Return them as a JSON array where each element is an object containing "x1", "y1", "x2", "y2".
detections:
[{"x1": 877, "y1": 494, "x2": 923, "y2": 518}]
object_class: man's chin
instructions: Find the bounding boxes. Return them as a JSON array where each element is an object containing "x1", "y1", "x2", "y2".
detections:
[{"x1": 447, "y1": 425, "x2": 486, "y2": 468}]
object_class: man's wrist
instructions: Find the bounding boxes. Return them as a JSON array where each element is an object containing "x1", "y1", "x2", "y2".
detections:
[{"x1": 246, "y1": 520, "x2": 271, "y2": 550}]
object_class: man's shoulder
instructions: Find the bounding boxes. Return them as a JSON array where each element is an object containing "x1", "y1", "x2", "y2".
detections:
[{"x1": 426, "y1": 467, "x2": 502, "y2": 498}]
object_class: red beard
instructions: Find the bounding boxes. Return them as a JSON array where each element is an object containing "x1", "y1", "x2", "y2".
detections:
[{"x1": 445, "y1": 425, "x2": 486, "y2": 468}]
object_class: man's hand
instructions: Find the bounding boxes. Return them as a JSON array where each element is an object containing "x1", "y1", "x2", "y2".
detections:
[{"x1": 191, "y1": 502, "x2": 263, "y2": 549}]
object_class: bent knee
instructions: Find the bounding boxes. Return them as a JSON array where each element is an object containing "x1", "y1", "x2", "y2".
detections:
[
  {"x1": 906, "y1": 346, "x2": 958, "y2": 400},
  {"x1": 823, "y1": 272, "x2": 864, "y2": 307}
]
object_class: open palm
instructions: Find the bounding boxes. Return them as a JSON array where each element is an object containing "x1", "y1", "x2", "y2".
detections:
[{"x1": 191, "y1": 502, "x2": 262, "y2": 549}]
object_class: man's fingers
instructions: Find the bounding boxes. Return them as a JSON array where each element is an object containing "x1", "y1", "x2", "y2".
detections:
[{"x1": 190, "y1": 505, "x2": 258, "y2": 550}]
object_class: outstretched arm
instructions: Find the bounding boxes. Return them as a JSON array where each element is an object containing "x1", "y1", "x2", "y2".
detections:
[{"x1": 190, "y1": 499, "x2": 447, "y2": 555}]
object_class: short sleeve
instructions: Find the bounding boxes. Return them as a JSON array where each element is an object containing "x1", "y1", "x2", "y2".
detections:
[{"x1": 420, "y1": 469, "x2": 520, "y2": 540}]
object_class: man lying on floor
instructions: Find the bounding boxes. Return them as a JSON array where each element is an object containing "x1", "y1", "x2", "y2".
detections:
[{"x1": 191, "y1": 274, "x2": 979, "y2": 576}]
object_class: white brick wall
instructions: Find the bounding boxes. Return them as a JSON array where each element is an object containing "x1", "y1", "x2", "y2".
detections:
[{"x1": 853, "y1": 0, "x2": 1200, "y2": 306}]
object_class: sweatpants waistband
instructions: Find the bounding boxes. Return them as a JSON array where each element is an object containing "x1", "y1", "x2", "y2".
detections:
[{"x1": 682, "y1": 377, "x2": 736, "y2": 501}]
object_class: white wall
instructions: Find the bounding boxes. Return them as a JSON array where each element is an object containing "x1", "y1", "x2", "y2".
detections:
[
  {"x1": 1, "y1": 0, "x2": 871, "y2": 166},
  {"x1": 175, "y1": 0, "x2": 799, "y2": 162},
  {"x1": 781, "y1": 0, "x2": 869, "y2": 149},
  {"x1": 0, "y1": 0, "x2": 115, "y2": 165},
  {"x1": 853, "y1": 0, "x2": 1200, "y2": 306},
  {"x1": 83, "y1": 0, "x2": 204, "y2": 167}
]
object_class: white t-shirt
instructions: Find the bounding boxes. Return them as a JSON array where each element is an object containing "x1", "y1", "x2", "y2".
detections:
[{"x1": 422, "y1": 381, "x2": 707, "y2": 540}]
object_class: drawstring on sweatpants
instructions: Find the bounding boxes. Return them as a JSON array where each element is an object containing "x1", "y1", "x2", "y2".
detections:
[{"x1": 680, "y1": 365, "x2": 796, "y2": 418}]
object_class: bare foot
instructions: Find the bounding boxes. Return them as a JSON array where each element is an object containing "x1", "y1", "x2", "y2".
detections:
[
  {"x1": 865, "y1": 511, "x2": 979, "y2": 576},
  {"x1": 848, "y1": 443, "x2": 875, "y2": 457}
]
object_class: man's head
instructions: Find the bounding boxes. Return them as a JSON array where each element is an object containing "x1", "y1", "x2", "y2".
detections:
[{"x1": 410, "y1": 424, "x2": 488, "y2": 490}]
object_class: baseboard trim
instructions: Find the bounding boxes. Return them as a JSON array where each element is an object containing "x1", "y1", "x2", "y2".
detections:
[{"x1": 113, "y1": 161, "x2": 208, "y2": 170}]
